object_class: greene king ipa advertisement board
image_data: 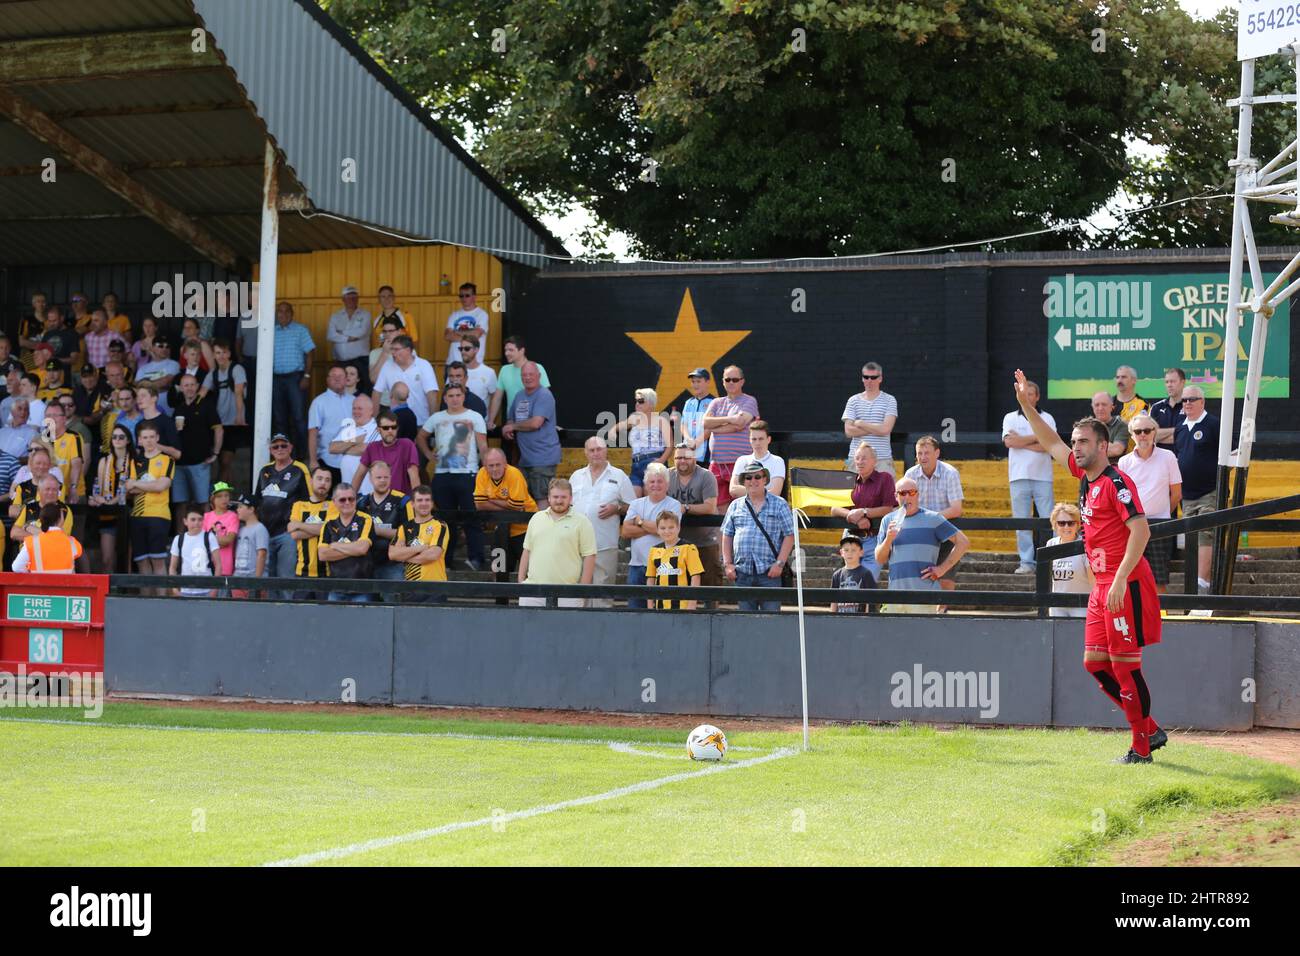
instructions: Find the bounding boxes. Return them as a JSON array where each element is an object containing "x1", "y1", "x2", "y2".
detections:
[{"x1": 1044, "y1": 273, "x2": 1291, "y2": 399}]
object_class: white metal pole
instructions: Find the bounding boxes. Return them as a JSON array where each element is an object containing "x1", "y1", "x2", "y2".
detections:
[
  {"x1": 252, "y1": 141, "x2": 279, "y2": 486},
  {"x1": 792, "y1": 508, "x2": 809, "y2": 752},
  {"x1": 1219, "y1": 59, "x2": 1255, "y2": 473}
]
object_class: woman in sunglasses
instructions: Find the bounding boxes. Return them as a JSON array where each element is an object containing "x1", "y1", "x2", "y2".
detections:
[
  {"x1": 1046, "y1": 502, "x2": 1090, "y2": 618},
  {"x1": 606, "y1": 387, "x2": 673, "y2": 496},
  {"x1": 88, "y1": 424, "x2": 136, "y2": 572}
]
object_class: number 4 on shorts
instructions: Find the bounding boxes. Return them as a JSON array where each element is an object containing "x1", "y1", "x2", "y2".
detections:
[{"x1": 1113, "y1": 615, "x2": 1131, "y2": 641}]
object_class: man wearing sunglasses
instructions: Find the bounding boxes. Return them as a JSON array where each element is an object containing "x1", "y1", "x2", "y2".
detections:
[
  {"x1": 444, "y1": 282, "x2": 488, "y2": 366},
  {"x1": 700, "y1": 365, "x2": 759, "y2": 509},
  {"x1": 1119, "y1": 414, "x2": 1182, "y2": 594},
  {"x1": 874, "y1": 477, "x2": 969, "y2": 615},
  {"x1": 1173, "y1": 386, "x2": 1218, "y2": 594},
  {"x1": 842, "y1": 361, "x2": 898, "y2": 474}
]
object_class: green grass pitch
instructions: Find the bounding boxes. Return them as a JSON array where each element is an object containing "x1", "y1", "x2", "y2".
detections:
[{"x1": 1, "y1": 704, "x2": 1295, "y2": 866}]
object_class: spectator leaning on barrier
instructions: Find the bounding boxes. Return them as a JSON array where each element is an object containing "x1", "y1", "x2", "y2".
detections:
[
  {"x1": 667, "y1": 441, "x2": 720, "y2": 585},
  {"x1": 518, "y1": 477, "x2": 596, "y2": 609},
  {"x1": 308, "y1": 364, "x2": 353, "y2": 487},
  {"x1": 289, "y1": 464, "x2": 337, "y2": 595},
  {"x1": 830, "y1": 443, "x2": 895, "y2": 581},
  {"x1": 475, "y1": 447, "x2": 537, "y2": 578},
  {"x1": 358, "y1": 461, "x2": 407, "y2": 583},
  {"x1": 318, "y1": 483, "x2": 375, "y2": 604},
  {"x1": 12, "y1": 502, "x2": 82, "y2": 573},
  {"x1": 504, "y1": 361, "x2": 561, "y2": 505},
  {"x1": 903, "y1": 435, "x2": 964, "y2": 604},
  {"x1": 622, "y1": 462, "x2": 683, "y2": 610},
  {"x1": 721, "y1": 460, "x2": 794, "y2": 612},
  {"x1": 169, "y1": 504, "x2": 221, "y2": 598},
  {"x1": 679, "y1": 368, "x2": 716, "y2": 468},
  {"x1": 1174, "y1": 385, "x2": 1219, "y2": 594},
  {"x1": 389, "y1": 485, "x2": 449, "y2": 601},
  {"x1": 729, "y1": 419, "x2": 785, "y2": 499},
  {"x1": 646, "y1": 511, "x2": 703, "y2": 610},
  {"x1": 331, "y1": 394, "x2": 380, "y2": 495},
  {"x1": 1046, "y1": 501, "x2": 1091, "y2": 619},
  {"x1": 700, "y1": 365, "x2": 758, "y2": 510},
  {"x1": 1118, "y1": 413, "x2": 1181, "y2": 594},
  {"x1": 1150, "y1": 367, "x2": 1187, "y2": 451},
  {"x1": 1091, "y1": 391, "x2": 1128, "y2": 463},
  {"x1": 354, "y1": 410, "x2": 420, "y2": 496},
  {"x1": 1002, "y1": 378, "x2": 1057, "y2": 575},
  {"x1": 126, "y1": 421, "x2": 176, "y2": 580},
  {"x1": 874, "y1": 476, "x2": 970, "y2": 615},
  {"x1": 842, "y1": 360, "x2": 899, "y2": 474},
  {"x1": 327, "y1": 286, "x2": 373, "y2": 395},
  {"x1": 570, "y1": 435, "x2": 636, "y2": 605},
  {"x1": 830, "y1": 532, "x2": 877, "y2": 614},
  {"x1": 254, "y1": 433, "x2": 312, "y2": 581}
]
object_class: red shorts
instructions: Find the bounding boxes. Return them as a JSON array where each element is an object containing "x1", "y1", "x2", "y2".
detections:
[{"x1": 1084, "y1": 561, "x2": 1162, "y2": 655}]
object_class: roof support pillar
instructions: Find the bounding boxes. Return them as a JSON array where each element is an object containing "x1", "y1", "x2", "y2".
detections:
[{"x1": 252, "y1": 141, "x2": 280, "y2": 486}]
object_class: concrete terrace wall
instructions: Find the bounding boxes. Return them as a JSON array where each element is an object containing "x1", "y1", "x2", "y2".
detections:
[{"x1": 105, "y1": 598, "x2": 1292, "y2": 731}]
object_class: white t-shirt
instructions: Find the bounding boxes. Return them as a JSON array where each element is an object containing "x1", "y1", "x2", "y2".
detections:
[
  {"x1": 446, "y1": 307, "x2": 489, "y2": 356},
  {"x1": 423, "y1": 408, "x2": 487, "y2": 474},
  {"x1": 1047, "y1": 535, "x2": 1089, "y2": 618},
  {"x1": 732, "y1": 452, "x2": 786, "y2": 494},
  {"x1": 373, "y1": 356, "x2": 439, "y2": 423},
  {"x1": 625, "y1": 495, "x2": 683, "y2": 568},
  {"x1": 1117, "y1": 446, "x2": 1181, "y2": 519},
  {"x1": 170, "y1": 530, "x2": 219, "y2": 596},
  {"x1": 1001, "y1": 409, "x2": 1057, "y2": 483},
  {"x1": 464, "y1": 363, "x2": 499, "y2": 409},
  {"x1": 569, "y1": 464, "x2": 637, "y2": 552},
  {"x1": 339, "y1": 418, "x2": 380, "y2": 494}
]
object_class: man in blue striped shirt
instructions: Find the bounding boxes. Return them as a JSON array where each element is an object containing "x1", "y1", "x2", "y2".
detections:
[
  {"x1": 874, "y1": 476, "x2": 969, "y2": 614},
  {"x1": 272, "y1": 302, "x2": 316, "y2": 455},
  {"x1": 678, "y1": 367, "x2": 716, "y2": 467},
  {"x1": 721, "y1": 461, "x2": 794, "y2": 611}
]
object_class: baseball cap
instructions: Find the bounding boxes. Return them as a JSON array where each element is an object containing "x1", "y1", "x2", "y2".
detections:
[
  {"x1": 211, "y1": 481, "x2": 233, "y2": 498},
  {"x1": 688, "y1": 367, "x2": 711, "y2": 380},
  {"x1": 269, "y1": 432, "x2": 291, "y2": 445},
  {"x1": 233, "y1": 493, "x2": 254, "y2": 507},
  {"x1": 839, "y1": 533, "x2": 863, "y2": 548},
  {"x1": 341, "y1": 285, "x2": 359, "y2": 296},
  {"x1": 44, "y1": 359, "x2": 60, "y2": 372}
]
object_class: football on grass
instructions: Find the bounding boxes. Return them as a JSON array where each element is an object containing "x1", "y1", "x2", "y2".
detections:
[{"x1": 687, "y1": 724, "x2": 728, "y2": 761}]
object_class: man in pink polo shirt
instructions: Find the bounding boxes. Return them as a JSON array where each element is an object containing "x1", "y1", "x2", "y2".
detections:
[
  {"x1": 1118, "y1": 412, "x2": 1182, "y2": 594},
  {"x1": 697, "y1": 364, "x2": 758, "y2": 509}
]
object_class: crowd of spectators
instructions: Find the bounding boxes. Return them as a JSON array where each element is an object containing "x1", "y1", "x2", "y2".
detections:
[{"x1": 2, "y1": 286, "x2": 1225, "y2": 609}]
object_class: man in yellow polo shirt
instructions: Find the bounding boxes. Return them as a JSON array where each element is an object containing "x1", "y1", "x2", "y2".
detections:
[{"x1": 517, "y1": 477, "x2": 596, "y2": 609}]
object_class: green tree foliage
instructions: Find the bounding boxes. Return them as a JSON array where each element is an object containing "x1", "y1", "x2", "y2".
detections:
[{"x1": 323, "y1": 0, "x2": 1286, "y2": 257}]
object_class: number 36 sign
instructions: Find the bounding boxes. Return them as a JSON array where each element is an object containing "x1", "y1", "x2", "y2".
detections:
[{"x1": 1239, "y1": 1, "x2": 1300, "y2": 60}]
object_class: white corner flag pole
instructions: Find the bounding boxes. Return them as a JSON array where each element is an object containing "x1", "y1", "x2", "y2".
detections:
[{"x1": 793, "y1": 507, "x2": 810, "y2": 752}]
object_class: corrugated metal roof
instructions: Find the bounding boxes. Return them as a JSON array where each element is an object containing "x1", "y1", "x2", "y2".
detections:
[
  {"x1": 191, "y1": 0, "x2": 566, "y2": 266},
  {"x1": 0, "y1": 0, "x2": 566, "y2": 269}
]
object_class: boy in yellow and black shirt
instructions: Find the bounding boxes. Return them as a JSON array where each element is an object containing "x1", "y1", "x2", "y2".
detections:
[
  {"x1": 645, "y1": 511, "x2": 703, "y2": 610},
  {"x1": 287, "y1": 465, "x2": 337, "y2": 585},
  {"x1": 389, "y1": 486, "x2": 448, "y2": 602}
]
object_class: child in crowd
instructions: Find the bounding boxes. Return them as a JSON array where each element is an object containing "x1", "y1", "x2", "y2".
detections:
[
  {"x1": 168, "y1": 504, "x2": 221, "y2": 597},
  {"x1": 645, "y1": 511, "x2": 703, "y2": 610},
  {"x1": 830, "y1": 533, "x2": 877, "y2": 614},
  {"x1": 232, "y1": 494, "x2": 269, "y2": 598},
  {"x1": 203, "y1": 481, "x2": 240, "y2": 575}
]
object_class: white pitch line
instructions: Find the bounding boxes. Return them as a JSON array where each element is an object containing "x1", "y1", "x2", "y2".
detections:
[
  {"x1": 262, "y1": 747, "x2": 798, "y2": 867},
  {"x1": 0, "y1": 716, "x2": 765, "y2": 751},
  {"x1": 607, "y1": 742, "x2": 684, "y2": 759}
]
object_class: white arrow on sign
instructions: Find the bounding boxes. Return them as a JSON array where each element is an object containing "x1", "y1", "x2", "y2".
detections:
[{"x1": 1054, "y1": 325, "x2": 1072, "y2": 351}]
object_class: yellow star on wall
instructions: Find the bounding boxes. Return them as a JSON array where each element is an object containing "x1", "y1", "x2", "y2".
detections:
[{"x1": 624, "y1": 289, "x2": 751, "y2": 409}]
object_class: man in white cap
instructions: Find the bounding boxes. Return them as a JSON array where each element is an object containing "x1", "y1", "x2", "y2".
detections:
[{"x1": 327, "y1": 285, "x2": 373, "y2": 395}]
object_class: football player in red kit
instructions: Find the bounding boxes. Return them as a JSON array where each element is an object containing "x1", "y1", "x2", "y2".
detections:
[{"x1": 1013, "y1": 370, "x2": 1166, "y2": 763}]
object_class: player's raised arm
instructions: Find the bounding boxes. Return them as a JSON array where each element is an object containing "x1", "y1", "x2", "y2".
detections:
[{"x1": 1012, "y1": 369, "x2": 1071, "y2": 468}]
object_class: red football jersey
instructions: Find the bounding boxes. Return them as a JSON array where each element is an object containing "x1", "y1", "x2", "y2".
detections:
[{"x1": 1068, "y1": 454, "x2": 1145, "y2": 581}]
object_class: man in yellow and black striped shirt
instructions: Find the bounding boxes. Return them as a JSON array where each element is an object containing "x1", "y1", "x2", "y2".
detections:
[
  {"x1": 645, "y1": 511, "x2": 703, "y2": 610},
  {"x1": 389, "y1": 485, "x2": 448, "y2": 603},
  {"x1": 288, "y1": 464, "x2": 337, "y2": 589}
]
